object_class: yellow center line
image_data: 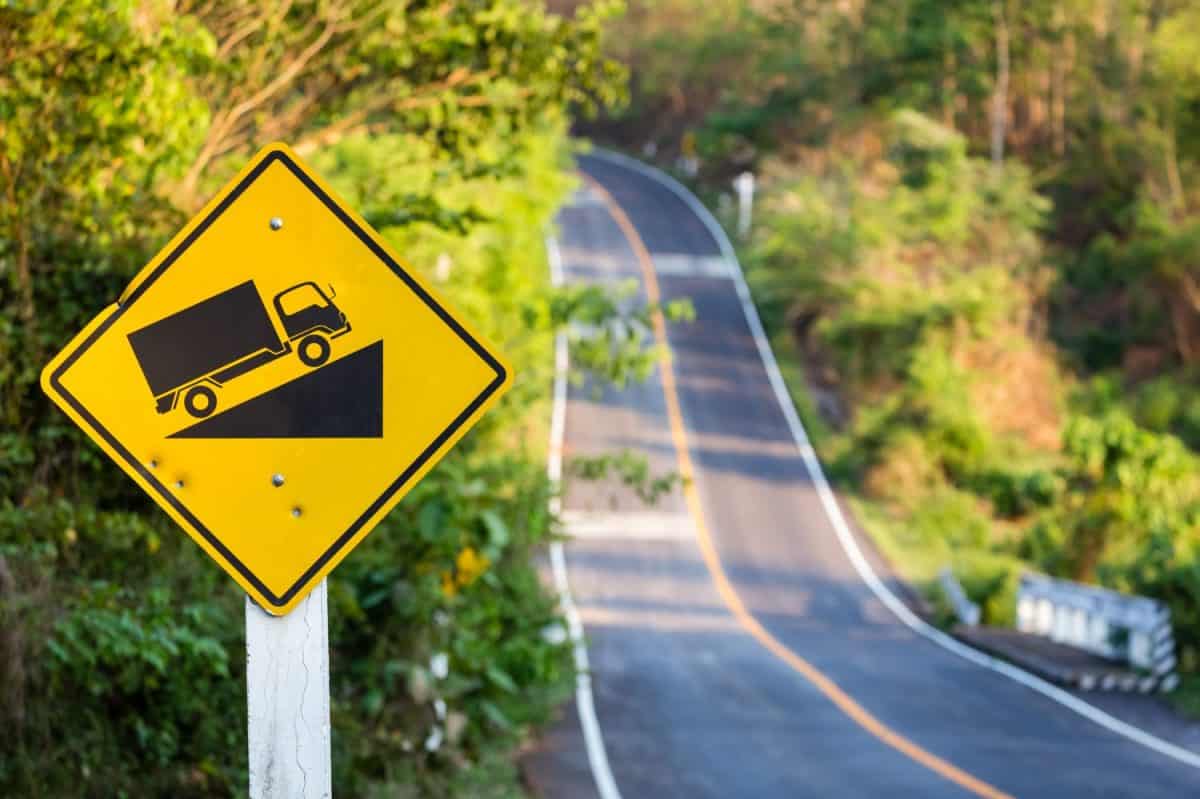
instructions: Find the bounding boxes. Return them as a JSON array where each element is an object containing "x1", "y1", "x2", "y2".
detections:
[{"x1": 586, "y1": 176, "x2": 1014, "y2": 799}]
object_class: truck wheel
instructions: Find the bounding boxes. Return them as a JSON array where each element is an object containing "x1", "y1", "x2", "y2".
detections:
[
  {"x1": 298, "y1": 334, "x2": 331, "y2": 367},
  {"x1": 184, "y1": 385, "x2": 217, "y2": 418}
]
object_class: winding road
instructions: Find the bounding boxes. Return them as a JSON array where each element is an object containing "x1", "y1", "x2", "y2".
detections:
[{"x1": 522, "y1": 151, "x2": 1200, "y2": 798}]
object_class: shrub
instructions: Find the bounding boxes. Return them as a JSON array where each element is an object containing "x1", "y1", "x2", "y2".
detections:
[{"x1": 0, "y1": 2, "x2": 632, "y2": 795}]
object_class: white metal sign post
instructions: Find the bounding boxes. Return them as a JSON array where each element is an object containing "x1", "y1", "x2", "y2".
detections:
[{"x1": 246, "y1": 581, "x2": 332, "y2": 799}]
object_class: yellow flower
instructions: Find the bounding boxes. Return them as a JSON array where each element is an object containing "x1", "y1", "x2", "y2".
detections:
[
  {"x1": 454, "y1": 547, "x2": 490, "y2": 588},
  {"x1": 441, "y1": 547, "x2": 491, "y2": 598}
]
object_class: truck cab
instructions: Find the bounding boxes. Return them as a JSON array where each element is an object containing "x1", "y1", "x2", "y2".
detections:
[{"x1": 273, "y1": 282, "x2": 349, "y2": 342}]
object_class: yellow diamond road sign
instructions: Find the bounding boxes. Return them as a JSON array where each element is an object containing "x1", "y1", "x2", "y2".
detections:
[{"x1": 41, "y1": 143, "x2": 512, "y2": 615}]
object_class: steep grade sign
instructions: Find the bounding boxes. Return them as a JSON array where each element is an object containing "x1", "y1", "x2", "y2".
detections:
[{"x1": 41, "y1": 143, "x2": 512, "y2": 615}]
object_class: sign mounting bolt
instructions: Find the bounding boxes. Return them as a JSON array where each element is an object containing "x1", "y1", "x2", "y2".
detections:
[
  {"x1": 272, "y1": 473, "x2": 285, "y2": 487},
  {"x1": 270, "y1": 217, "x2": 284, "y2": 231},
  {"x1": 291, "y1": 506, "x2": 302, "y2": 518}
]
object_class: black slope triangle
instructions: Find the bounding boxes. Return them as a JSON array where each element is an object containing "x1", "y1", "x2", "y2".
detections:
[{"x1": 170, "y1": 340, "x2": 383, "y2": 439}]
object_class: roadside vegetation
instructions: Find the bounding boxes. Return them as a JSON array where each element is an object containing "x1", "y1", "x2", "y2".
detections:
[
  {"x1": 0, "y1": 2, "x2": 655, "y2": 795},
  {"x1": 584, "y1": 0, "x2": 1200, "y2": 687}
]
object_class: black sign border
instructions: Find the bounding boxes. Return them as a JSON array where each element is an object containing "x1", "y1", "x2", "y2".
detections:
[{"x1": 48, "y1": 150, "x2": 508, "y2": 608}]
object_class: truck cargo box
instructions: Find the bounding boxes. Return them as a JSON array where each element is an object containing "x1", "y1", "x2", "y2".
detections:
[{"x1": 128, "y1": 280, "x2": 283, "y2": 397}]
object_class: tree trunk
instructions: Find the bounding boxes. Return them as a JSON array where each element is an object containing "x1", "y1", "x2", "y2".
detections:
[
  {"x1": 943, "y1": 43, "x2": 957, "y2": 128},
  {"x1": 991, "y1": 0, "x2": 1011, "y2": 166},
  {"x1": 1165, "y1": 110, "x2": 1186, "y2": 213},
  {"x1": 14, "y1": 226, "x2": 33, "y2": 322},
  {"x1": 1173, "y1": 275, "x2": 1200, "y2": 365},
  {"x1": 0, "y1": 555, "x2": 25, "y2": 728},
  {"x1": 1051, "y1": 24, "x2": 1068, "y2": 156}
]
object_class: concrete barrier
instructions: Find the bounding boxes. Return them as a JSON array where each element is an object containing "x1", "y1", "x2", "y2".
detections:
[{"x1": 1016, "y1": 573, "x2": 1178, "y2": 692}]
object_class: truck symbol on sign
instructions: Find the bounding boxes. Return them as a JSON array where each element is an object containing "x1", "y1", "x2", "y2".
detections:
[{"x1": 127, "y1": 280, "x2": 351, "y2": 418}]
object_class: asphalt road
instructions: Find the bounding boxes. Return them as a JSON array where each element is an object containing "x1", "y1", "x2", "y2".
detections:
[{"x1": 522, "y1": 153, "x2": 1200, "y2": 798}]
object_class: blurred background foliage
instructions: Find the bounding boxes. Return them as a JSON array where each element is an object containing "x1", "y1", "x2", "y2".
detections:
[
  {"x1": 0, "y1": 0, "x2": 646, "y2": 795},
  {"x1": 565, "y1": 0, "x2": 1200, "y2": 684},
  {"x1": 9, "y1": 0, "x2": 1200, "y2": 793}
]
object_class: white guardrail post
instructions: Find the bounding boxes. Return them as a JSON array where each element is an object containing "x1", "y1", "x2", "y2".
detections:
[
  {"x1": 732, "y1": 171, "x2": 755, "y2": 239},
  {"x1": 1015, "y1": 573, "x2": 1178, "y2": 692},
  {"x1": 939, "y1": 568, "x2": 981, "y2": 627}
]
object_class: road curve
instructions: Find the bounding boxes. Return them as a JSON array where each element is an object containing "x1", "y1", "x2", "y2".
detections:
[{"x1": 522, "y1": 153, "x2": 1200, "y2": 798}]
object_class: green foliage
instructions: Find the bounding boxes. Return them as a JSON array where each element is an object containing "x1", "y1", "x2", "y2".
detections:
[
  {"x1": 598, "y1": 0, "x2": 1200, "y2": 690},
  {"x1": 0, "y1": 1, "x2": 212, "y2": 507},
  {"x1": 0, "y1": 499, "x2": 242, "y2": 795},
  {"x1": 328, "y1": 452, "x2": 573, "y2": 794},
  {"x1": 567, "y1": 450, "x2": 680, "y2": 505},
  {"x1": 953, "y1": 553, "x2": 1022, "y2": 628},
  {"x1": 43, "y1": 593, "x2": 235, "y2": 777},
  {"x1": 1110, "y1": 529, "x2": 1200, "y2": 673},
  {"x1": 751, "y1": 112, "x2": 1050, "y2": 487},
  {"x1": 908, "y1": 486, "x2": 992, "y2": 551},
  {"x1": 553, "y1": 283, "x2": 693, "y2": 390},
  {"x1": 175, "y1": 0, "x2": 627, "y2": 207},
  {"x1": 1167, "y1": 674, "x2": 1200, "y2": 721},
  {"x1": 730, "y1": 112, "x2": 1071, "y2": 633},
  {"x1": 963, "y1": 467, "x2": 1061, "y2": 520},
  {"x1": 1024, "y1": 413, "x2": 1200, "y2": 579},
  {"x1": 0, "y1": 1, "x2": 635, "y2": 795},
  {"x1": 1015, "y1": 412, "x2": 1200, "y2": 667}
]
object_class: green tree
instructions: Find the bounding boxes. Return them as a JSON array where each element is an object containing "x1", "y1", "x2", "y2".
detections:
[
  {"x1": 0, "y1": 1, "x2": 635, "y2": 795},
  {"x1": 0, "y1": 1, "x2": 211, "y2": 502},
  {"x1": 174, "y1": 0, "x2": 625, "y2": 207},
  {"x1": 1028, "y1": 414, "x2": 1200, "y2": 581}
]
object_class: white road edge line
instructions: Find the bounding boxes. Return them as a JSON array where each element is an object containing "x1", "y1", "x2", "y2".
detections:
[
  {"x1": 545, "y1": 233, "x2": 624, "y2": 799},
  {"x1": 585, "y1": 147, "x2": 1200, "y2": 770}
]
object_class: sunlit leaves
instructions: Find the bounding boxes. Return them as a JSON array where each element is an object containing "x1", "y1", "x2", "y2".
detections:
[{"x1": 0, "y1": 2, "x2": 629, "y2": 794}]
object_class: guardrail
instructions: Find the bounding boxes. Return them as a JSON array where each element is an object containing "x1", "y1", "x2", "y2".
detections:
[
  {"x1": 939, "y1": 568, "x2": 981, "y2": 627},
  {"x1": 1016, "y1": 573, "x2": 1178, "y2": 692}
]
